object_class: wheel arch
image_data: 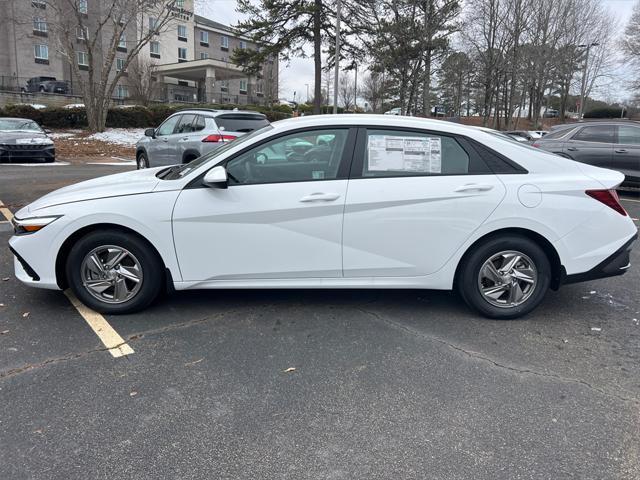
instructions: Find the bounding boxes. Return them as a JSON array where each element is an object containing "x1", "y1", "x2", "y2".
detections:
[
  {"x1": 453, "y1": 227, "x2": 564, "y2": 291},
  {"x1": 136, "y1": 147, "x2": 147, "y2": 159},
  {"x1": 182, "y1": 149, "x2": 200, "y2": 164},
  {"x1": 55, "y1": 223, "x2": 171, "y2": 291}
]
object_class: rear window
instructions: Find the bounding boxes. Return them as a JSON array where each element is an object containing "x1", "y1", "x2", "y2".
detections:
[
  {"x1": 214, "y1": 114, "x2": 269, "y2": 133},
  {"x1": 573, "y1": 125, "x2": 615, "y2": 143}
]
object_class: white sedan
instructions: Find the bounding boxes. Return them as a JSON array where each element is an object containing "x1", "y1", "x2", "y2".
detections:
[{"x1": 9, "y1": 115, "x2": 637, "y2": 319}]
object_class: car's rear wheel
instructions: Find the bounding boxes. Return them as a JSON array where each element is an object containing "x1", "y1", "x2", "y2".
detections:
[
  {"x1": 136, "y1": 152, "x2": 148, "y2": 170},
  {"x1": 66, "y1": 230, "x2": 163, "y2": 314},
  {"x1": 457, "y1": 235, "x2": 551, "y2": 319}
]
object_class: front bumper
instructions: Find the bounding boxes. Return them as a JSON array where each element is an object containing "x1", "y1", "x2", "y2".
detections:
[
  {"x1": 562, "y1": 233, "x2": 637, "y2": 285},
  {"x1": 0, "y1": 146, "x2": 55, "y2": 163}
]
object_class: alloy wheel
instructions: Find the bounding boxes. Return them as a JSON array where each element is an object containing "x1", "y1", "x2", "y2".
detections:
[
  {"x1": 477, "y1": 250, "x2": 537, "y2": 308},
  {"x1": 80, "y1": 245, "x2": 143, "y2": 304}
]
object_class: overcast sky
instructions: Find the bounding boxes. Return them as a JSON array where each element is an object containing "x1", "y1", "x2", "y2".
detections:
[{"x1": 199, "y1": 0, "x2": 638, "y2": 104}]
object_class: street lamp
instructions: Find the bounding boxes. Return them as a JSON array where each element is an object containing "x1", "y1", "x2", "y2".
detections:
[
  {"x1": 333, "y1": 0, "x2": 341, "y2": 114},
  {"x1": 577, "y1": 41, "x2": 599, "y2": 119},
  {"x1": 305, "y1": 83, "x2": 309, "y2": 103}
]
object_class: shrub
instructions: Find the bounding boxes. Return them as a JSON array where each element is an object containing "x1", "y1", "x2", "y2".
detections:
[
  {"x1": 584, "y1": 107, "x2": 626, "y2": 119},
  {"x1": 106, "y1": 106, "x2": 153, "y2": 128}
]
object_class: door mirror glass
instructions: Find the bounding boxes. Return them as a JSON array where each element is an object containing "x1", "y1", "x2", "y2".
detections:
[
  {"x1": 144, "y1": 128, "x2": 155, "y2": 138},
  {"x1": 203, "y1": 165, "x2": 228, "y2": 188}
]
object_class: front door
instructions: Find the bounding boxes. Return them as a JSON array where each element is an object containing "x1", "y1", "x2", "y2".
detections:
[
  {"x1": 172, "y1": 127, "x2": 355, "y2": 282},
  {"x1": 564, "y1": 125, "x2": 614, "y2": 168},
  {"x1": 614, "y1": 125, "x2": 640, "y2": 183},
  {"x1": 343, "y1": 127, "x2": 507, "y2": 277},
  {"x1": 148, "y1": 114, "x2": 182, "y2": 166}
]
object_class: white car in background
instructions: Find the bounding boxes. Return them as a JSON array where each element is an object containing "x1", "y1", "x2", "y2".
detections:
[{"x1": 9, "y1": 115, "x2": 637, "y2": 319}]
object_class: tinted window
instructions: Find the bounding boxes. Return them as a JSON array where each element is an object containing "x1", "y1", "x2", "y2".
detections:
[
  {"x1": 215, "y1": 114, "x2": 269, "y2": 133},
  {"x1": 193, "y1": 115, "x2": 206, "y2": 132},
  {"x1": 226, "y1": 129, "x2": 348, "y2": 185},
  {"x1": 543, "y1": 127, "x2": 576, "y2": 140},
  {"x1": 617, "y1": 126, "x2": 640, "y2": 145},
  {"x1": 362, "y1": 129, "x2": 471, "y2": 177},
  {"x1": 175, "y1": 114, "x2": 196, "y2": 133},
  {"x1": 573, "y1": 125, "x2": 615, "y2": 143},
  {"x1": 156, "y1": 115, "x2": 181, "y2": 136}
]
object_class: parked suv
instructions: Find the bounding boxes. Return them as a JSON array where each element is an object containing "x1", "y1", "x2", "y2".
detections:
[
  {"x1": 136, "y1": 109, "x2": 270, "y2": 169},
  {"x1": 533, "y1": 121, "x2": 640, "y2": 187},
  {"x1": 23, "y1": 77, "x2": 69, "y2": 94}
]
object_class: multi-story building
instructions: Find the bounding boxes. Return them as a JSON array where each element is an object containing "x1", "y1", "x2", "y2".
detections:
[{"x1": 0, "y1": 0, "x2": 278, "y2": 106}]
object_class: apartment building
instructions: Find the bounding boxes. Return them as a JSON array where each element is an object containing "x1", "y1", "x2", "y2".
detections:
[{"x1": 0, "y1": 0, "x2": 278, "y2": 105}]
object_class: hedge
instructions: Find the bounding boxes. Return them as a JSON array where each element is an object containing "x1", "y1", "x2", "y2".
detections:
[
  {"x1": 583, "y1": 107, "x2": 626, "y2": 119},
  {"x1": 0, "y1": 103, "x2": 293, "y2": 129}
]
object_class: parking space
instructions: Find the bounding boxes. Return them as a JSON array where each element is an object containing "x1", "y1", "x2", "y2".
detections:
[{"x1": 1, "y1": 164, "x2": 639, "y2": 479}]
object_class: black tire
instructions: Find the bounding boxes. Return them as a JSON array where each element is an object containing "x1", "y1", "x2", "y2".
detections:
[
  {"x1": 457, "y1": 235, "x2": 551, "y2": 320},
  {"x1": 65, "y1": 230, "x2": 164, "y2": 314},
  {"x1": 39, "y1": 86, "x2": 46, "y2": 92},
  {"x1": 136, "y1": 151, "x2": 149, "y2": 170},
  {"x1": 183, "y1": 154, "x2": 198, "y2": 164}
]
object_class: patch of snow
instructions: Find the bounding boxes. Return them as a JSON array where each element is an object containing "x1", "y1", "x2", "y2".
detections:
[
  {"x1": 49, "y1": 132, "x2": 76, "y2": 139},
  {"x1": 87, "y1": 128, "x2": 145, "y2": 147}
]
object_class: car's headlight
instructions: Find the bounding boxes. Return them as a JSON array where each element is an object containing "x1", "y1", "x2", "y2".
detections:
[{"x1": 11, "y1": 215, "x2": 62, "y2": 235}]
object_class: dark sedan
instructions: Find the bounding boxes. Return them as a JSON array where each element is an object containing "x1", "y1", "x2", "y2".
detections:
[
  {"x1": 533, "y1": 121, "x2": 640, "y2": 187},
  {"x1": 0, "y1": 118, "x2": 55, "y2": 163}
]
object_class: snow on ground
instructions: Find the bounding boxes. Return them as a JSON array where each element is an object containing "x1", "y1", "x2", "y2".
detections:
[
  {"x1": 87, "y1": 128, "x2": 146, "y2": 147},
  {"x1": 49, "y1": 132, "x2": 77, "y2": 139}
]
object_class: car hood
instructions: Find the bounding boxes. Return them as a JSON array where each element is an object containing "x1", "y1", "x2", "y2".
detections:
[
  {"x1": 23, "y1": 167, "x2": 165, "y2": 214},
  {"x1": 0, "y1": 131, "x2": 52, "y2": 145}
]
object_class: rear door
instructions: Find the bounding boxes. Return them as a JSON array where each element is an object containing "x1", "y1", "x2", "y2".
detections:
[
  {"x1": 614, "y1": 125, "x2": 640, "y2": 183},
  {"x1": 564, "y1": 125, "x2": 614, "y2": 167},
  {"x1": 342, "y1": 127, "x2": 506, "y2": 277}
]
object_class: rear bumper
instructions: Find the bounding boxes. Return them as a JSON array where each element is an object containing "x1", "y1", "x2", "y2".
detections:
[{"x1": 562, "y1": 233, "x2": 637, "y2": 285}]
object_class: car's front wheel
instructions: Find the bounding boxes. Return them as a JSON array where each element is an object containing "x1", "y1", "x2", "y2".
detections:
[
  {"x1": 457, "y1": 235, "x2": 551, "y2": 319},
  {"x1": 65, "y1": 230, "x2": 163, "y2": 314}
]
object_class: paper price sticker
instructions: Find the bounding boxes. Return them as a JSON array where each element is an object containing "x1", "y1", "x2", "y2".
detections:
[{"x1": 367, "y1": 135, "x2": 441, "y2": 173}]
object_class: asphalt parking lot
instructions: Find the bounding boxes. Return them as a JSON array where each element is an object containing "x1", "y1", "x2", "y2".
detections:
[{"x1": 1, "y1": 162, "x2": 639, "y2": 480}]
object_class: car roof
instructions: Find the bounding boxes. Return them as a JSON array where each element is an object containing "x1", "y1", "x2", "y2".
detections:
[
  {"x1": 0, "y1": 117, "x2": 39, "y2": 122},
  {"x1": 171, "y1": 109, "x2": 266, "y2": 118}
]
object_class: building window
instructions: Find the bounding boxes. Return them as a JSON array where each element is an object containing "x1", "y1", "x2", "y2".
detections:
[
  {"x1": 32, "y1": 0, "x2": 46, "y2": 9},
  {"x1": 115, "y1": 85, "x2": 129, "y2": 99},
  {"x1": 256, "y1": 82, "x2": 263, "y2": 94},
  {"x1": 239, "y1": 40, "x2": 247, "y2": 49},
  {"x1": 220, "y1": 35, "x2": 228, "y2": 50},
  {"x1": 77, "y1": 50, "x2": 88, "y2": 67},
  {"x1": 199, "y1": 30, "x2": 209, "y2": 46},
  {"x1": 178, "y1": 47, "x2": 187, "y2": 62},
  {"x1": 150, "y1": 41, "x2": 160, "y2": 58},
  {"x1": 76, "y1": 25, "x2": 88, "y2": 40},
  {"x1": 78, "y1": 0, "x2": 87, "y2": 14},
  {"x1": 118, "y1": 34, "x2": 126, "y2": 49},
  {"x1": 177, "y1": 24, "x2": 187, "y2": 41},
  {"x1": 239, "y1": 79, "x2": 247, "y2": 94},
  {"x1": 116, "y1": 58, "x2": 126, "y2": 72},
  {"x1": 175, "y1": 0, "x2": 184, "y2": 7},
  {"x1": 220, "y1": 80, "x2": 228, "y2": 92},
  {"x1": 200, "y1": 52, "x2": 209, "y2": 59},
  {"x1": 148, "y1": 16, "x2": 157, "y2": 32},
  {"x1": 34, "y1": 44, "x2": 48, "y2": 62},
  {"x1": 33, "y1": 17, "x2": 47, "y2": 33}
]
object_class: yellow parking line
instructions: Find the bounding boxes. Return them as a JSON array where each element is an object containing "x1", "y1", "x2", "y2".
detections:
[
  {"x1": 0, "y1": 200, "x2": 13, "y2": 222},
  {"x1": 65, "y1": 291, "x2": 134, "y2": 358}
]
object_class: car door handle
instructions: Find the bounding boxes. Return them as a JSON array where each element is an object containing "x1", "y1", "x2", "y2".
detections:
[
  {"x1": 454, "y1": 184, "x2": 494, "y2": 193},
  {"x1": 566, "y1": 147, "x2": 578, "y2": 151},
  {"x1": 615, "y1": 149, "x2": 628, "y2": 154},
  {"x1": 161, "y1": 137, "x2": 168, "y2": 142},
  {"x1": 299, "y1": 192, "x2": 341, "y2": 202}
]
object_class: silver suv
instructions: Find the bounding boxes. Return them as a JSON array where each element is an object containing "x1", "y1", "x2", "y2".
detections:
[{"x1": 135, "y1": 109, "x2": 270, "y2": 169}]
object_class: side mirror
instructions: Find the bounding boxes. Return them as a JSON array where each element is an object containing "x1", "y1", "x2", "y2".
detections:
[
  {"x1": 144, "y1": 128, "x2": 156, "y2": 138},
  {"x1": 203, "y1": 165, "x2": 228, "y2": 189}
]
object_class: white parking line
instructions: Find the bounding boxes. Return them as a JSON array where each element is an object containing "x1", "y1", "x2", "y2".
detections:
[
  {"x1": 65, "y1": 291, "x2": 135, "y2": 358},
  {"x1": 0, "y1": 200, "x2": 14, "y2": 222},
  {"x1": 0, "y1": 161, "x2": 69, "y2": 167}
]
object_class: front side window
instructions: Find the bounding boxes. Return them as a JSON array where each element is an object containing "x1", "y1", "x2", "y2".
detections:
[
  {"x1": 33, "y1": 17, "x2": 47, "y2": 32},
  {"x1": 362, "y1": 129, "x2": 472, "y2": 177},
  {"x1": 617, "y1": 126, "x2": 640, "y2": 145},
  {"x1": 573, "y1": 125, "x2": 615, "y2": 143},
  {"x1": 178, "y1": 47, "x2": 187, "y2": 60},
  {"x1": 77, "y1": 51, "x2": 88, "y2": 66},
  {"x1": 34, "y1": 44, "x2": 48, "y2": 60},
  {"x1": 156, "y1": 115, "x2": 181, "y2": 136},
  {"x1": 226, "y1": 129, "x2": 349, "y2": 185},
  {"x1": 78, "y1": 0, "x2": 87, "y2": 14}
]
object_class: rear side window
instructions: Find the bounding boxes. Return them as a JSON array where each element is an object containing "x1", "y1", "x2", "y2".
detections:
[
  {"x1": 176, "y1": 114, "x2": 196, "y2": 133},
  {"x1": 193, "y1": 115, "x2": 206, "y2": 132},
  {"x1": 617, "y1": 126, "x2": 640, "y2": 145},
  {"x1": 215, "y1": 114, "x2": 269, "y2": 133},
  {"x1": 573, "y1": 125, "x2": 615, "y2": 143},
  {"x1": 361, "y1": 129, "x2": 486, "y2": 177}
]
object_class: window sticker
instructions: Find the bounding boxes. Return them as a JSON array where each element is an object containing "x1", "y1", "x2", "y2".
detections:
[{"x1": 367, "y1": 135, "x2": 442, "y2": 173}]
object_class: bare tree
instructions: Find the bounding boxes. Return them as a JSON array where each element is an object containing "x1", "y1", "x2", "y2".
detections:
[
  {"x1": 338, "y1": 73, "x2": 356, "y2": 110},
  {"x1": 128, "y1": 58, "x2": 161, "y2": 106},
  {"x1": 360, "y1": 71, "x2": 387, "y2": 112},
  {"x1": 621, "y1": 0, "x2": 640, "y2": 91}
]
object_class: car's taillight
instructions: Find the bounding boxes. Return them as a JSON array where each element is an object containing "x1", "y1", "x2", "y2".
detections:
[
  {"x1": 202, "y1": 134, "x2": 237, "y2": 143},
  {"x1": 585, "y1": 189, "x2": 627, "y2": 216}
]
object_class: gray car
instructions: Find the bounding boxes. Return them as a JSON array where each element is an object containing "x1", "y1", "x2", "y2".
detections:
[
  {"x1": 0, "y1": 117, "x2": 55, "y2": 163},
  {"x1": 135, "y1": 109, "x2": 270, "y2": 169},
  {"x1": 533, "y1": 121, "x2": 640, "y2": 187}
]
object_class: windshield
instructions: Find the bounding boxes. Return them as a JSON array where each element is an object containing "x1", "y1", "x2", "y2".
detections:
[
  {"x1": 0, "y1": 119, "x2": 43, "y2": 132},
  {"x1": 162, "y1": 124, "x2": 274, "y2": 180}
]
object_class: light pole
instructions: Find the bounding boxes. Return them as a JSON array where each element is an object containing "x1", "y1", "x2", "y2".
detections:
[
  {"x1": 578, "y1": 42, "x2": 599, "y2": 119},
  {"x1": 354, "y1": 62, "x2": 357, "y2": 112},
  {"x1": 333, "y1": 0, "x2": 341, "y2": 114},
  {"x1": 305, "y1": 83, "x2": 309, "y2": 103}
]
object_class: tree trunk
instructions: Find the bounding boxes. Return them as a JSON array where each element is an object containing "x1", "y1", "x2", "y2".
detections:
[{"x1": 313, "y1": 0, "x2": 322, "y2": 114}]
